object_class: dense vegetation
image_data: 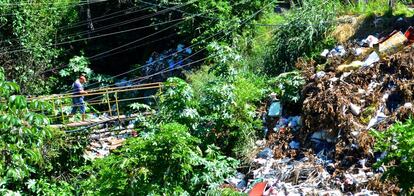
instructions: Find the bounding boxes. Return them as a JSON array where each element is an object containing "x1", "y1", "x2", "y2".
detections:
[{"x1": 1, "y1": 0, "x2": 413, "y2": 194}]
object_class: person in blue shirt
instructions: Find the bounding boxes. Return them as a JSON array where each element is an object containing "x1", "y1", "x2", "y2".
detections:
[{"x1": 71, "y1": 75, "x2": 88, "y2": 120}]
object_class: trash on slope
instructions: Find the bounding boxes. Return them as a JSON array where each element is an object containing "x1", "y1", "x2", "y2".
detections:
[
  {"x1": 225, "y1": 26, "x2": 414, "y2": 195},
  {"x1": 378, "y1": 31, "x2": 407, "y2": 56},
  {"x1": 85, "y1": 128, "x2": 137, "y2": 159}
]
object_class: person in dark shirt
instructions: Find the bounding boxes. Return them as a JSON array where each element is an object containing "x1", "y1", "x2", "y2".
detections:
[{"x1": 71, "y1": 75, "x2": 88, "y2": 120}]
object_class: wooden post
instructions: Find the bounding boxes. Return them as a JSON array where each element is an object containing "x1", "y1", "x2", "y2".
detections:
[
  {"x1": 59, "y1": 96, "x2": 64, "y2": 123},
  {"x1": 106, "y1": 90, "x2": 113, "y2": 116},
  {"x1": 52, "y1": 99, "x2": 56, "y2": 115},
  {"x1": 115, "y1": 92, "x2": 120, "y2": 122}
]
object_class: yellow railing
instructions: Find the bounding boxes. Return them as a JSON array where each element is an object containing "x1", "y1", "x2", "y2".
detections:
[{"x1": 27, "y1": 82, "x2": 162, "y2": 127}]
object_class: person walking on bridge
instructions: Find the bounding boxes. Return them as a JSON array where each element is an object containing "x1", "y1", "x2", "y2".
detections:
[{"x1": 71, "y1": 74, "x2": 88, "y2": 121}]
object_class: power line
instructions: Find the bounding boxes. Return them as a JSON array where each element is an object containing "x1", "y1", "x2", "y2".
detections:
[
  {"x1": 0, "y1": 0, "x2": 197, "y2": 54},
  {"x1": 63, "y1": 0, "x2": 245, "y2": 82},
  {"x1": 0, "y1": 16, "x2": 188, "y2": 55},
  {"x1": 59, "y1": 4, "x2": 156, "y2": 30},
  {"x1": 90, "y1": 32, "x2": 178, "y2": 61},
  {"x1": 82, "y1": 0, "x2": 275, "y2": 93},
  {"x1": 0, "y1": 4, "x2": 157, "y2": 47},
  {"x1": 59, "y1": 15, "x2": 188, "y2": 43},
  {"x1": 43, "y1": 32, "x2": 178, "y2": 75},
  {"x1": 0, "y1": 1, "x2": 100, "y2": 6},
  {"x1": 62, "y1": 17, "x2": 189, "y2": 46},
  {"x1": 62, "y1": 0, "x2": 196, "y2": 39}
]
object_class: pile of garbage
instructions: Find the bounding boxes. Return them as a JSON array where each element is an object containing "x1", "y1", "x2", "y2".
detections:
[
  {"x1": 224, "y1": 25, "x2": 414, "y2": 195},
  {"x1": 84, "y1": 128, "x2": 137, "y2": 159},
  {"x1": 302, "y1": 26, "x2": 414, "y2": 166}
]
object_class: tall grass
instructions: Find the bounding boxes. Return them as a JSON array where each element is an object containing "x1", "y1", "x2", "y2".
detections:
[
  {"x1": 264, "y1": 0, "x2": 337, "y2": 76},
  {"x1": 340, "y1": 0, "x2": 414, "y2": 17}
]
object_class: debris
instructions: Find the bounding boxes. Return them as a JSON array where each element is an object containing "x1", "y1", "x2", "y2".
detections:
[
  {"x1": 378, "y1": 31, "x2": 408, "y2": 56},
  {"x1": 228, "y1": 26, "x2": 414, "y2": 195},
  {"x1": 257, "y1": 148, "x2": 273, "y2": 159},
  {"x1": 336, "y1": 61, "x2": 364, "y2": 72},
  {"x1": 328, "y1": 45, "x2": 346, "y2": 57},
  {"x1": 359, "y1": 35, "x2": 379, "y2": 48},
  {"x1": 350, "y1": 103, "x2": 361, "y2": 115},
  {"x1": 363, "y1": 52, "x2": 380, "y2": 67},
  {"x1": 316, "y1": 71, "x2": 326, "y2": 78},
  {"x1": 289, "y1": 140, "x2": 300, "y2": 149},
  {"x1": 227, "y1": 172, "x2": 247, "y2": 190},
  {"x1": 404, "y1": 26, "x2": 414, "y2": 43},
  {"x1": 367, "y1": 109, "x2": 387, "y2": 129},
  {"x1": 321, "y1": 49, "x2": 330, "y2": 57},
  {"x1": 269, "y1": 92, "x2": 278, "y2": 101},
  {"x1": 354, "y1": 47, "x2": 364, "y2": 56},
  {"x1": 255, "y1": 139, "x2": 266, "y2": 147},
  {"x1": 84, "y1": 128, "x2": 135, "y2": 159},
  {"x1": 248, "y1": 182, "x2": 267, "y2": 196},
  {"x1": 268, "y1": 101, "x2": 282, "y2": 117}
]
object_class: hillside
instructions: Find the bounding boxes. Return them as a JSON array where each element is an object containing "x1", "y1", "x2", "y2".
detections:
[{"x1": 0, "y1": 0, "x2": 414, "y2": 195}]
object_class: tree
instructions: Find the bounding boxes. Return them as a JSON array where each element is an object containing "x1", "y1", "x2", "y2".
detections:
[
  {"x1": 0, "y1": 0, "x2": 78, "y2": 95},
  {"x1": 78, "y1": 123, "x2": 238, "y2": 195},
  {"x1": 0, "y1": 68, "x2": 74, "y2": 194}
]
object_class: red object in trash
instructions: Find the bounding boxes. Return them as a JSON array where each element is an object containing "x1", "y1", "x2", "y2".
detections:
[
  {"x1": 249, "y1": 182, "x2": 267, "y2": 196},
  {"x1": 279, "y1": 127, "x2": 286, "y2": 134},
  {"x1": 405, "y1": 26, "x2": 414, "y2": 43}
]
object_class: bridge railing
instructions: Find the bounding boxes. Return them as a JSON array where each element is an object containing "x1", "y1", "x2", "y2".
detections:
[{"x1": 26, "y1": 82, "x2": 162, "y2": 126}]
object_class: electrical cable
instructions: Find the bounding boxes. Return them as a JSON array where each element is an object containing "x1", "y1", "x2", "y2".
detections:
[
  {"x1": 63, "y1": 0, "x2": 196, "y2": 38},
  {"x1": 90, "y1": 31, "x2": 178, "y2": 61},
  {"x1": 0, "y1": 4, "x2": 154, "y2": 44},
  {"x1": 82, "y1": 0, "x2": 275, "y2": 94},
  {"x1": 0, "y1": 1, "x2": 96, "y2": 6},
  {"x1": 110, "y1": 0, "x2": 276, "y2": 86},
  {"x1": 41, "y1": 32, "x2": 178, "y2": 75},
  {"x1": 0, "y1": 0, "x2": 197, "y2": 54},
  {"x1": 75, "y1": 1, "x2": 250, "y2": 91},
  {"x1": 59, "y1": 4, "x2": 156, "y2": 30}
]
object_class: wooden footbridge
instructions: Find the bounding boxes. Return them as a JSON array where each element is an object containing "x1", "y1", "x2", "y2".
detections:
[{"x1": 27, "y1": 82, "x2": 162, "y2": 130}]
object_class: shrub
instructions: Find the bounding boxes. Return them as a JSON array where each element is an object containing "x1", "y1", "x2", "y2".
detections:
[
  {"x1": 157, "y1": 77, "x2": 200, "y2": 129},
  {"x1": 78, "y1": 123, "x2": 238, "y2": 195},
  {"x1": 269, "y1": 71, "x2": 306, "y2": 104},
  {"x1": 0, "y1": 68, "x2": 75, "y2": 194},
  {"x1": 371, "y1": 118, "x2": 414, "y2": 192}
]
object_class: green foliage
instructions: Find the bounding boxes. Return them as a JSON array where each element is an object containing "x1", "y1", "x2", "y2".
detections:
[
  {"x1": 78, "y1": 123, "x2": 238, "y2": 195},
  {"x1": 371, "y1": 118, "x2": 414, "y2": 191},
  {"x1": 338, "y1": 0, "x2": 414, "y2": 16},
  {"x1": 57, "y1": 55, "x2": 113, "y2": 92},
  {"x1": 186, "y1": 61, "x2": 265, "y2": 159},
  {"x1": 59, "y1": 56, "x2": 92, "y2": 79},
  {"x1": 158, "y1": 77, "x2": 199, "y2": 128},
  {"x1": 149, "y1": 0, "x2": 274, "y2": 48},
  {"x1": 0, "y1": 68, "x2": 76, "y2": 194},
  {"x1": 26, "y1": 179, "x2": 74, "y2": 196},
  {"x1": 206, "y1": 188, "x2": 247, "y2": 196},
  {"x1": 207, "y1": 41, "x2": 241, "y2": 78},
  {"x1": 270, "y1": 71, "x2": 306, "y2": 103},
  {"x1": 0, "y1": 0, "x2": 78, "y2": 95},
  {"x1": 265, "y1": 0, "x2": 337, "y2": 75}
]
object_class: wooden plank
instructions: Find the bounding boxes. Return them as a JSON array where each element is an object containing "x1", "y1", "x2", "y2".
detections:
[{"x1": 50, "y1": 112, "x2": 151, "y2": 129}]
